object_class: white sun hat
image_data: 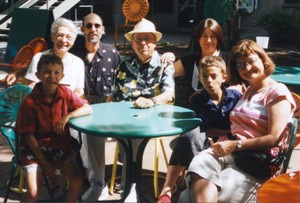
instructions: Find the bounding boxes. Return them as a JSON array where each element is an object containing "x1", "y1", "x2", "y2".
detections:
[{"x1": 125, "y1": 18, "x2": 162, "y2": 42}]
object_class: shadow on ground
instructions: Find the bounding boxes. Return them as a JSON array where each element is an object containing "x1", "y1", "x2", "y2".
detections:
[{"x1": 0, "y1": 162, "x2": 184, "y2": 203}]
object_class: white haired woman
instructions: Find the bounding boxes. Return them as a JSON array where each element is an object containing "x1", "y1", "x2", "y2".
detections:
[{"x1": 6, "y1": 18, "x2": 85, "y2": 97}]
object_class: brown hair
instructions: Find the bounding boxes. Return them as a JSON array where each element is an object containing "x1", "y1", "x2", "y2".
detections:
[
  {"x1": 227, "y1": 39, "x2": 275, "y2": 85},
  {"x1": 193, "y1": 18, "x2": 224, "y2": 50},
  {"x1": 199, "y1": 55, "x2": 226, "y2": 74},
  {"x1": 37, "y1": 54, "x2": 64, "y2": 73}
]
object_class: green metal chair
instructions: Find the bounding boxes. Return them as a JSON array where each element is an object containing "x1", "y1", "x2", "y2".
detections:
[
  {"x1": 0, "y1": 84, "x2": 32, "y2": 202},
  {"x1": 280, "y1": 118, "x2": 298, "y2": 174},
  {"x1": 0, "y1": 84, "x2": 53, "y2": 202}
]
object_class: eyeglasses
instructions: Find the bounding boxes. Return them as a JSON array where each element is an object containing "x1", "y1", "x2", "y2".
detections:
[
  {"x1": 236, "y1": 57, "x2": 260, "y2": 71},
  {"x1": 85, "y1": 23, "x2": 101, "y2": 29},
  {"x1": 133, "y1": 36, "x2": 155, "y2": 43},
  {"x1": 55, "y1": 33, "x2": 74, "y2": 41}
]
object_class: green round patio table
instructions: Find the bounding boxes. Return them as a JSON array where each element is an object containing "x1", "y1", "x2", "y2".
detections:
[
  {"x1": 69, "y1": 101, "x2": 201, "y2": 202},
  {"x1": 272, "y1": 66, "x2": 300, "y2": 85}
]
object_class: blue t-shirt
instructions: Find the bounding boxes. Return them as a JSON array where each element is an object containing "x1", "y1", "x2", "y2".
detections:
[{"x1": 190, "y1": 86, "x2": 242, "y2": 132}]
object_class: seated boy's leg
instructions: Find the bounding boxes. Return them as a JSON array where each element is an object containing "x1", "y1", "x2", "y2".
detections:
[
  {"x1": 178, "y1": 188, "x2": 191, "y2": 203},
  {"x1": 159, "y1": 127, "x2": 205, "y2": 200},
  {"x1": 22, "y1": 164, "x2": 43, "y2": 202},
  {"x1": 158, "y1": 165, "x2": 185, "y2": 201},
  {"x1": 169, "y1": 127, "x2": 205, "y2": 168},
  {"x1": 60, "y1": 156, "x2": 84, "y2": 202}
]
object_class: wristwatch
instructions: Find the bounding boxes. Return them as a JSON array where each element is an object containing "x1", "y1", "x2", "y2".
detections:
[{"x1": 236, "y1": 140, "x2": 242, "y2": 150}]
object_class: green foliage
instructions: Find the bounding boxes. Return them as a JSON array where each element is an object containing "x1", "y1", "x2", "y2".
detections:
[{"x1": 257, "y1": 9, "x2": 300, "y2": 43}]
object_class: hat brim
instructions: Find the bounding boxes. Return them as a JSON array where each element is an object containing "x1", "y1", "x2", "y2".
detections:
[{"x1": 125, "y1": 31, "x2": 162, "y2": 42}]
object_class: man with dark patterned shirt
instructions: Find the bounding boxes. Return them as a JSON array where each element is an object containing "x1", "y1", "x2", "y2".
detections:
[{"x1": 70, "y1": 13, "x2": 120, "y2": 201}]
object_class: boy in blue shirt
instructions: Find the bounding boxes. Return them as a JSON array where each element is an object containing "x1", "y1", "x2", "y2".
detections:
[{"x1": 158, "y1": 56, "x2": 242, "y2": 203}]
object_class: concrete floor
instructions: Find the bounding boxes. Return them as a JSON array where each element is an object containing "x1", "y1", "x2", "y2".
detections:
[
  {"x1": 0, "y1": 135, "x2": 179, "y2": 202},
  {"x1": 1, "y1": 133, "x2": 300, "y2": 202},
  {"x1": 1, "y1": 28, "x2": 300, "y2": 202}
]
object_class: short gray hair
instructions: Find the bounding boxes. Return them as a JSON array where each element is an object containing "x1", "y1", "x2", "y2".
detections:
[{"x1": 51, "y1": 18, "x2": 77, "y2": 37}]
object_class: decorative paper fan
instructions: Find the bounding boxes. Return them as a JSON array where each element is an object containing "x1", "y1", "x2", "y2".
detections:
[
  {"x1": 203, "y1": 0, "x2": 234, "y2": 24},
  {"x1": 122, "y1": 0, "x2": 149, "y2": 22}
]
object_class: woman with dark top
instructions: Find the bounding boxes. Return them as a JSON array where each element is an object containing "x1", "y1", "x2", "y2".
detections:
[{"x1": 174, "y1": 18, "x2": 227, "y2": 100}]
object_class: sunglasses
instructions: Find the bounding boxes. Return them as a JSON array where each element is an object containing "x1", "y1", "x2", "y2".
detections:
[{"x1": 85, "y1": 23, "x2": 101, "y2": 29}]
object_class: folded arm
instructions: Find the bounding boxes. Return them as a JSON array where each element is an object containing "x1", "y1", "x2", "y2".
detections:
[
  {"x1": 210, "y1": 98, "x2": 293, "y2": 157},
  {"x1": 54, "y1": 103, "x2": 93, "y2": 134}
]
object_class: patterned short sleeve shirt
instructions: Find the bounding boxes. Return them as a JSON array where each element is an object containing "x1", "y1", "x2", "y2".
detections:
[
  {"x1": 113, "y1": 51, "x2": 175, "y2": 101},
  {"x1": 72, "y1": 41, "x2": 120, "y2": 103}
]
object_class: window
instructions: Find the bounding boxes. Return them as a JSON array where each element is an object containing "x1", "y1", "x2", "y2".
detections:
[
  {"x1": 178, "y1": 0, "x2": 195, "y2": 28},
  {"x1": 285, "y1": 0, "x2": 300, "y2": 3},
  {"x1": 152, "y1": 0, "x2": 174, "y2": 13}
]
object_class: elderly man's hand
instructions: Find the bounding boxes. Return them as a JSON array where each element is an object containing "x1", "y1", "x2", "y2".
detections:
[{"x1": 133, "y1": 97, "x2": 155, "y2": 108}]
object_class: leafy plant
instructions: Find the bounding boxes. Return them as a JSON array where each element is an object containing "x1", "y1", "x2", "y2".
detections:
[{"x1": 257, "y1": 9, "x2": 300, "y2": 44}]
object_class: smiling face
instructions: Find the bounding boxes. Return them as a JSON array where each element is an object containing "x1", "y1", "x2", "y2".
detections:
[
  {"x1": 81, "y1": 14, "x2": 105, "y2": 44},
  {"x1": 198, "y1": 28, "x2": 219, "y2": 56},
  {"x1": 51, "y1": 26, "x2": 76, "y2": 53},
  {"x1": 131, "y1": 33, "x2": 157, "y2": 63},
  {"x1": 236, "y1": 53, "x2": 265, "y2": 83},
  {"x1": 36, "y1": 62, "x2": 64, "y2": 89}
]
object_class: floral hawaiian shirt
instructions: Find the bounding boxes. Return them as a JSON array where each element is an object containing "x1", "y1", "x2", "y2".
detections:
[{"x1": 113, "y1": 51, "x2": 175, "y2": 101}]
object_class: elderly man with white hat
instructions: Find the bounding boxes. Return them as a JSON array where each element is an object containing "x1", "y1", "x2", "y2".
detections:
[
  {"x1": 113, "y1": 18, "x2": 175, "y2": 107},
  {"x1": 112, "y1": 18, "x2": 175, "y2": 201}
]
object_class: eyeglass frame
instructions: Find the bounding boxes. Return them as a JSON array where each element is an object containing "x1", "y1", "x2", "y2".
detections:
[
  {"x1": 132, "y1": 35, "x2": 156, "y2": 43},
  {"x1": 236, "y1": 57, "x2": 260, "y2": 71},
  {"x1": 55, "y1": 33, "x2": 75, "y2": 41}
]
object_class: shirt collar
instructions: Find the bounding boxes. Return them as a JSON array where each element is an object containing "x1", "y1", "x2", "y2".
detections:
[
  {"x1": 96, "y1": 41, "x2": 104, "y2": 58},
  {"x1": 132, "y1": 50, "x2": 160, "y2": 67},
  {"x1": 223, "y1": 85, "x2": 239, "y2": 100},
  {"x1": 201, "y1": 84, "x2": 237, "y2": 101},
  {"x1": 32, "y1": 83, "x2": 65, "y2": 104}
]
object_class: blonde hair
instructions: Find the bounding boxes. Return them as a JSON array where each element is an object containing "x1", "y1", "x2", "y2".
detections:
[{"x1": 199, "y1": 55, "x2": 226, "y2": 74}]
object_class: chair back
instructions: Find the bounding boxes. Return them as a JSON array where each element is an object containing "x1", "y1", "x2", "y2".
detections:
[
  {"x1": 290, "y1": 92, "x2": 300, "y2": 149},
  {"x1": 279, "y1": 118, "x2": 298, "y2": 174},
  {"x1": 122, "y1": 0, "x2": 149, "y2": 24},
  {"x1": 0, "y1": 84, "x2": 32, "y2": 154},
  {"x1": 28, "y1": 38, "x2": 48, "y2": 55},
  {"x1": 291, "y1": 92, "x2": 300, "y2": 133},
  {"x1": 11, "y1": 45, "x2": 34, "y2": 72}
]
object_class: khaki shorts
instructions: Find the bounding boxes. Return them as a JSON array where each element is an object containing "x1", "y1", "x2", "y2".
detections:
[{"x1": 179, "y1": 149, "x2": 262, "y2": 203}]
